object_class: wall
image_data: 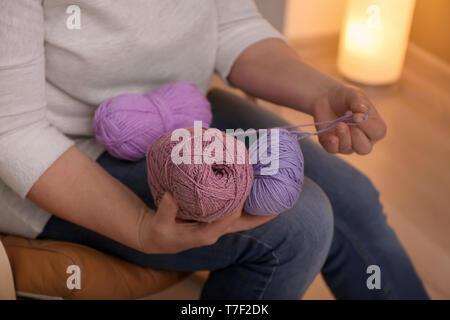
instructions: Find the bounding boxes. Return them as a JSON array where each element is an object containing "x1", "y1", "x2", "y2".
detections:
[
  {"x1": 283, "y1": 0, "x2": 347, "y2": 39},
  {"x1": 282, "y1": 0, "x2": 450, "y2": 63},
  {"x1": 410, "y1": 0, "x2": 450, "y2": 64},
  {"x1": 255, "y1": 0, "x2": 287, "y2": 32}
]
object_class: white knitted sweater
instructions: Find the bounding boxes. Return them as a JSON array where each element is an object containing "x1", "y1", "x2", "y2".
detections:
[{"x1": 0, "y1": 0, "x2": 284, "y2": 237}]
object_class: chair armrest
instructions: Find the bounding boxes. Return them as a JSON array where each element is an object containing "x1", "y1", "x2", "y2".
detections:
[{"x1": 1, "y1": 235, "x2": 188, "y2": 300}]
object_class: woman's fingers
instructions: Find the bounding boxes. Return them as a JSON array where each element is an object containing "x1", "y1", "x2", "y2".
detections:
[
  {"x1": 314, "y1": 97, "x2": 339, "y2": 154},
  {"x1": 362, "y1": 115, "x2": 387, "y2": 143},
  {"x1": 351, "y1": 106, "x2": 386, "y2": 143},
  {"x1": 350, "y1": 127, "x2": 373, "y2": 155},
  {"x1": 192, "y1": 206, "x2": 242, "y2": 245},
  {"x1": 348, "y1": 91, "x2": 387, "y2": 143},
  {"x1": 320, "y1": 132, "x2": 339, "y2": 154},
  {"x1": 202, "y1": 208, "x2": 241, "y2": 233},
  {"x1": 336, "y1": 122, "x2": 353, "y2": 154},
  {"x1": 154, "y1": 192, "x2": 179, "y2": 224},
  {"x1": 226, "y1": 212, "x2": 278, "y2": 234}
]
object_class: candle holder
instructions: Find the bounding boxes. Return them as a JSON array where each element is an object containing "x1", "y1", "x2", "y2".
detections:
[{"x1": 337, "y1": 0, "x2": 416, "y2": 85}]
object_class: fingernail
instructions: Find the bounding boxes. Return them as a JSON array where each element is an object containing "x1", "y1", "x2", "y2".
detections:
[
  {"x1": 354, "y1": 114, "x2": 365, "y2": 122},
  {"x1": 359, "y1": 104, "x2": 369, "y2": 112}
]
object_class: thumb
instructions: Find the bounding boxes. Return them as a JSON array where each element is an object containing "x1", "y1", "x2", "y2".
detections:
[{"x1": 155, "y1": 192, "x2": 179, "y2": 223}]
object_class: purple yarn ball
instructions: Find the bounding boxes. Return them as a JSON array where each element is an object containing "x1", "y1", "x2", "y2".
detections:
[
  {"x1": 94, "y1": 82, "x2": 212, "y2": 161},
  {"x1": 244, "y1": 128, "x2": 304, "y2": 215}
]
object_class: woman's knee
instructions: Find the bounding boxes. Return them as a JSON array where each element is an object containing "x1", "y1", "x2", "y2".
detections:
[
  {"x1": 350, "y1": 167, "x2": 381, "y2": 206},
  {"x1": 290, "y1": 178, "x2": 334, "y2": 256},
  {"x1": 301, "y1": 139, "x2": 384, "y2": 223},
  {"x1": 250, "y1": 177, "x2": 334, "y2": 264},
  {"x1": 336, "y1": 167, "x2": 386, "y2": 227}
]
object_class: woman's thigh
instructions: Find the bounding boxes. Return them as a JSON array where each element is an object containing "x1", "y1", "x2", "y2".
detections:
[{"x1": 40, "y1": 155, "x2": 332, "y2": 273}]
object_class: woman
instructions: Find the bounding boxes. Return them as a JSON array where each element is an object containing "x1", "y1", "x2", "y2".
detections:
[{"x1": 0, "y1": 0, "x2": 428, "y2": 299}]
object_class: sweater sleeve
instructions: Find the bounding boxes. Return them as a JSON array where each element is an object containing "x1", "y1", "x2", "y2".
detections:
[
  {"x1": 214, "y1": 0, "x2": 287, "y2": 82},
  {"x1": 0, "y1": 0, "x2": 74, "y2": 198}
]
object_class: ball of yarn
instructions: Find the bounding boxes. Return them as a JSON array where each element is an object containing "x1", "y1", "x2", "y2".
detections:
[
  {"x1": 147, "y1": 127, "x2": 254, "y2": 223},
  {"x1": 244, "y1": 128, "x2": 304, "y2": 215},
  {"x1": 94, "y1": 82, "x2": 212, "y2": 161}
]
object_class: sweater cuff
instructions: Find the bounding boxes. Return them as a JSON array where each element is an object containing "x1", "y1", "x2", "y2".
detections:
[
  {"x1": 215, "y1": 19, "x2": 287, "y2": 84},
  {"x1": 0, "y1": 120, "x2": 75, "y2": 198}
]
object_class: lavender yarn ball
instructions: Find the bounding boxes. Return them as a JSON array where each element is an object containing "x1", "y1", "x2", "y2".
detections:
[
  {"x1": 94, "y1": 82, "x2": 212, "y2": 161},
  {"x1": 244, "y1": 128, "x2": 304, "y2": 216},
  {"x1": 147, "y1": 127, "x2": 254, "y2": 223}
]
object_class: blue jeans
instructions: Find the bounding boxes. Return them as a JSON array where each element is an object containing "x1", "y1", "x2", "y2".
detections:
[{"x1": 38, "y1": 89, "x2": 428, "y2": 300}]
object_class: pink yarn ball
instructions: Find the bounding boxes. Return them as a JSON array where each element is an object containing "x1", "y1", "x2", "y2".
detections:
[
  {"x1": 94, "y1": 82, "x2": 212, "y2": 161},
  {"x1": 147, "y1": 127, "x2": 254, "y2": 223}
]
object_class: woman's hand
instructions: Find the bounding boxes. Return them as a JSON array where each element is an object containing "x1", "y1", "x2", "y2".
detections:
[
  {"x1": 139, "y1": 193, "x2": 277, "y2": 254},
  {"x1": 312, "y1": 85, "x2": 387, "y2": 155},
  {"x1": 228, "y1": 39, "x2": 387, "y2": 156}
]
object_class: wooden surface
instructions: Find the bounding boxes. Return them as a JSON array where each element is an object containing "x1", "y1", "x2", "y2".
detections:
[{"x1": 150, "y1": 38, "x2": 450, "y2": 300}]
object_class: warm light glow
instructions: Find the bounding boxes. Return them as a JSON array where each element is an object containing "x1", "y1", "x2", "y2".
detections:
[
  {"x1": 345, "y1": 22, "x2": 377, "y2": 52},
  {"x1": 338, "y1": 0, "x2": 416, "y2": 85}
]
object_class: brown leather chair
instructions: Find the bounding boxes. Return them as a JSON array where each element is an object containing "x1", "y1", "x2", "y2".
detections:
[{"x1": 0, "y1": 235, "x2": 188, "y2": 300}]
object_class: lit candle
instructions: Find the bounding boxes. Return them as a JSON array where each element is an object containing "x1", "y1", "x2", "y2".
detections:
[{"x1": 338, "y1": 0, "x2": 416, "y2": 85}]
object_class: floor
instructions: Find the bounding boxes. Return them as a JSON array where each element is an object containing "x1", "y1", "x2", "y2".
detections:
[{"x1": 150, "y1": 38, "x2": 450, "y2": 300}]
